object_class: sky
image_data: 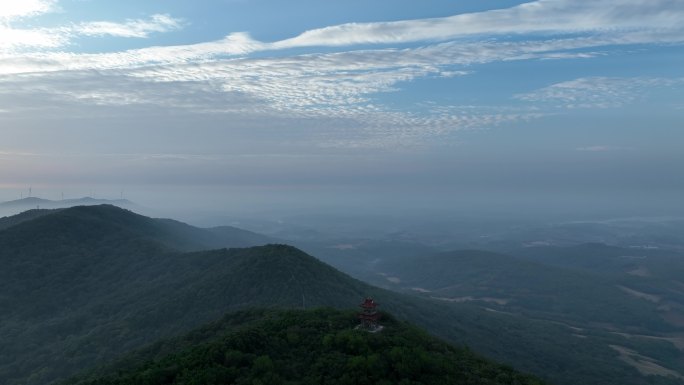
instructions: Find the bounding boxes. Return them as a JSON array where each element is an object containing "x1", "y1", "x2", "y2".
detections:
[{"x1": 0, "y1": 0, "x2": 683, "y2": 218}]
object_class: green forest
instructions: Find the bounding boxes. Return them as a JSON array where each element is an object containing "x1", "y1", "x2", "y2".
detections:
[
  {"x1": 63, "y1": 308, "x2": 546, "y2": 385},
  {"x1": 1, "y1": 206, "x2": 682, "y2": 385}
]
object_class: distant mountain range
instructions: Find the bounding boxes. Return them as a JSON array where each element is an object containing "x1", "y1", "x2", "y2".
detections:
[
  {"x1": 0, "y1": 204, "x2": 274, "y2": 251},
  {"x1": 0, "y1": 196, "x2": 136, "y2": 217},
  {"x1": 365, "y1": 248, "x2": 675, "y2": 331},
  {"x1": 1, "y1": 205, "x2": 681, "y2": 385}
]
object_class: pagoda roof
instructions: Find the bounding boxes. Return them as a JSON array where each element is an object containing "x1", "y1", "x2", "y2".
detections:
[{"x1": 360, "y1": 297, "x2": 378, "y2": 308}]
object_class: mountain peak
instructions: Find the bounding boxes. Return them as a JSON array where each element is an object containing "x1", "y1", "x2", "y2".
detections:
[
  {"x1": 62, "y1": 308, "x2": 546, "y2": 385},
  {"x1": 0, "y1": 204, "x2": 275, "y2": 258},
  {"x1": 0, "y1": 196, "x2": 138, "y2": 219},
  {"x1": 0, "y1": 196, "x2": 50, "y2": 206}
]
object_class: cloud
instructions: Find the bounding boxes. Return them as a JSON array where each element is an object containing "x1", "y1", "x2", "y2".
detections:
[
  {"x1": 267, "y1": 0, "x2": 684, "y2": 50},
  {"x1": 313, "y1": 108, "x2": 542, "y2": 149},
  {"x1": 0, "y1": 52, "x2": 540, "y2": 148},
  {"x1": 0, "y1": 26, "x2": 72, "y2": 51},
  {"x1": 50, "y1": 0, "x2": 676, "y2": 60},
  {"x1": 1, "y1": 0, "x2": 683, "y2": 149},
  {"x1": 0, "y1": 34, "x2": 650, "y2": 126},
  {"x1": 0, "y1": 3, "x2": 182, "y2": 53},
  {"x1": 141, "y1": 0, "x2": 680, "y2": 57},
  {"x1": 0, "y1": 1, "x2": 63, "y2": 51},
  {"x1": 0, "y1": 0, "x2": 56, "y2": 20},
  {"x1": 516, "y1": 77, "x2": 684, "y2": 108},
  {"x1": 75, "y1": 14, "x2": 183, "y2": 38},
  {"x1": 3, "y1": 0, "x2": 684, "y2": 57},
  {"x1": 137, "y1": 153, "x2": 221, "y2": 163},
  {"x1": 1, "y1": 0, "x2": 683, "y2": 74},
  {"x1": 162, "y1": 0, "x2": 684, "y2": 56},
  {"x1": 0, "y1": 38, "x2": 555, "y2": 114},
  {"x1": 0, "y1": 35, "x2": 649, "y2": 148},
  {"x1": 0, "y1": 150, "x2": 41, "y2": 157}
]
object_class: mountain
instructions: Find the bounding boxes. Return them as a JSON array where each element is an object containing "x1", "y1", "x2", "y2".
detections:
[
  {"x1": 1, "y1": 205, "x2": 682, "y2": 385},
  {"x1": 0, "y1": 205, "x2": 274, "y2": 251},
  {"x1": 0, "y1": 196, "x2": 134, "y2": 209},
  {"x1": 367, "y1": 249, "x2": 673, "y2": 332},
  {"x1": 0, "y1": 196, "x2": 51, "y2": 207},
  {"x1": 0, "y1": 196, "x2": 136, "y2": 218},
  {"x1": 61, "y1": 308, "x2": 546, "y2": 385},
  {"x1": 293, "y1": 238, "x2": 438, "y2": 282},
  {"x1": 344, "y1": 246, "x2": 684, "y2": 382},
  {"x1": 0, "y1": 208, "x2": 54, "y2": 230},
  {"x1": 506, "y1": 243, "x2": 684, "y2": 274},
  {"x1": 492, "y1": 219, "x2": 684, "y2": 251},
  {"x1": 506, "y1": 243, "x2": 684, "y2": 330}
]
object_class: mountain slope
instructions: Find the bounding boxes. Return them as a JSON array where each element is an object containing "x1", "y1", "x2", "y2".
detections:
[
  {"x1": 0, "y1": 196, "x2": 53, "y2": 208},
  {"x1": 370, "y1": 249, "x2": 671, "y2": 332},
  {"x1": 62, "y1": 308, "x2": 546, "y2": 385},
  {"x1": 506, "y1": 243, "x2": 681, "y2": 274},
  {"x1": 506, "y1": 243, "x2": 684, "y2": 330},
  {"x1": 0, "y1": 205, "x2": 273, "y2": 251},
  {"x1": 0, "y1": 197, "x2": 136, "y2": 218},
  {"x1": 1, "y1": 205, "x2": 681, "y2": 385},
  {"x1": 0, "y1": 208, "x2": 54, "y2": 230}
]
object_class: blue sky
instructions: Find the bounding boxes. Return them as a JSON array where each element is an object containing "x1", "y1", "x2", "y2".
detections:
[{"x1": 0, "y1": 0, "x2": 683, "y2": 216}]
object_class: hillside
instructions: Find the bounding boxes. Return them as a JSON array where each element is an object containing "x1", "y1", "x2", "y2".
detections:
[
  {"x1": 506, "y1": 243, "x2": 682, "y2": 274},
  {"x1": 508, "y1": 243, "x2": 684, "y2": 332},
  {"x1": 0, "y1": 197, "x2": 136, "y2": 218},
  {"x1": 369, "y1": 249, "x2": 671, "y2": 332},
  {"x1": 349, "y1": 247, "x2": 684, "y2": 383},
  {"x1": 0, "y1": 205, "x2": 273, "y2": 251},
  {"x1": 0, "y1": 208, "x2": 54, "y2": 230},
  {"x1": 1, "y1": 205, "x2": 681, "y2": 385},
  {"x1": 62, "y1": 308, "x2": 546, "y2": 385}
]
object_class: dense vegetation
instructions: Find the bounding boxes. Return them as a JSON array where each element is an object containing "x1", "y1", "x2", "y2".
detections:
[
  {"x1": 310, "y1": 240, "x2": 684, "y2": 384},
  {"x1": 63, "y1": 308, "x2": 546, "y2": 385},
  {"x1": 368, "y1": 249, "x2": 671, "y2": 332},
  {"x1": 510, "y1": 243, "x2": 684, "y2": 330},
  {"x1": 0, "y1": 208, "x2": 53, "y2": 230},
  {"x1": 1, "y1": 205, "x2": 681, "y2": 385}
]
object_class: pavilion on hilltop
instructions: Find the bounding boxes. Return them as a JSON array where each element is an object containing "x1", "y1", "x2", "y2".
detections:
[{"x1": 358, "y1": 297, "x2": 382, "y2": 332}]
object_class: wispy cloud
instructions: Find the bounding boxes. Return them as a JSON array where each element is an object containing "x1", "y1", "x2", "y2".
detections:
[
  {"x1": 0, "y1": 35, "x2": 665, "y2": 148},
  {"x1": 1, "y1": 0, "x2": 683, "y2": 149},
  {"x1": 0, "y1": 36, "x2": 650, "y2": 101},
  {"x1": 265, "y1": 0, "x2": 684, "y2": 50},
  {"x1": 1, "y1": 0, "x2": 683, "y2": 73},
  {"x1": 0, "y1": 150, "x2": 42, "y2": 157},
  {"x1": 516, "y1": 77, "x2": 684, "y2": 109},
  {"x1": 3, "y1": 0, "x2": 684, "y2": 59},
  {"x1": 75, "y1": 14, "x2": 182, "y2": 38},
  {"x1": 0, "y1": 3, "x2": 183, "y2": 53},
  {"x1": 102, "y1": 0, "x2": 684, "y2": 59},
  {"x1": 0, "y1": 38, "x2": 554, "y2": 134}
]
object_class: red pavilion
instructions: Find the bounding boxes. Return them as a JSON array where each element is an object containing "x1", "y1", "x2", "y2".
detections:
[{"x1": 358, "y1": 297, "x2": 380, "y2": 330}]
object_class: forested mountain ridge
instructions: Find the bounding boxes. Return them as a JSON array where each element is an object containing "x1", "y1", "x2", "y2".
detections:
[
  {"x1": 61, "y1": 308, "x2": 547, "y2": 385},
  {"x1": 0, "y1": 204, "x2": 273, "y2": 251},
  {"x1": 0, "y1": 197, "x2": 135, "y2": 218},
  {"x1": 1, "y1": 205, "x2": 680, "y2": 385}
]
